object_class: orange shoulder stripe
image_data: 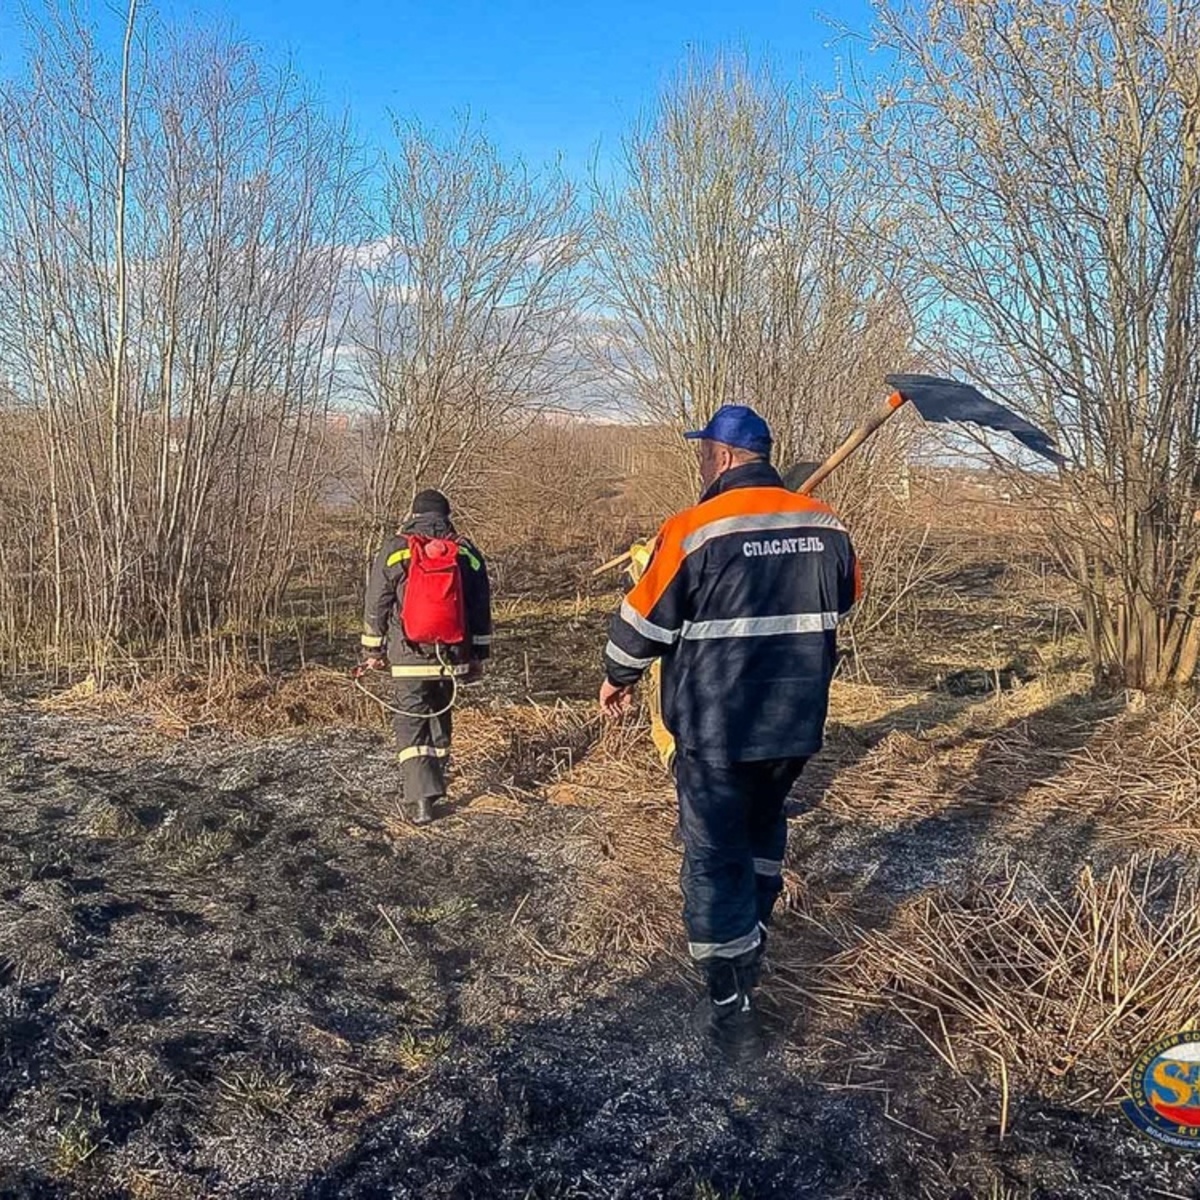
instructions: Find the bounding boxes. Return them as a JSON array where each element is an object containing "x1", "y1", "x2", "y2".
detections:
[
  {"x1": 625, "y1": 520, "x2": 686, "y2": 621},
  {"x1": 674, "y1": 487, "x2": 838, "y2": 541},
  {"x1": 626, "y1": 488, "x2": 842, "y2": 619}
]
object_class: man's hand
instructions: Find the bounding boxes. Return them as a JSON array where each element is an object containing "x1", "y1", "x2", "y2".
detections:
[
  {"x1": 364, "y1": 655, "x2": 386, "y2": 672},
  {"x1": 466, "y1": 659, "x2": 485, "y2": 682},
  {"x1": 599, "y1": 679, "x2": 635, "y2": 717}
]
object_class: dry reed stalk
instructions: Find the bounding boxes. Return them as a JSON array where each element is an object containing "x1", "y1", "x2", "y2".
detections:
[
  {"x1": 819, "y1": 857, "x2": 1200, "y2": 1102},
  {"x1": 1002, "y1": 697, "x2": 1200, "y2": 852}
]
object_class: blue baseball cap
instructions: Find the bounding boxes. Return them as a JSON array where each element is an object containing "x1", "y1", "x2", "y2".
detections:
[{"x1": 684, "y1": 404, "x2": 773, "y2": 455}]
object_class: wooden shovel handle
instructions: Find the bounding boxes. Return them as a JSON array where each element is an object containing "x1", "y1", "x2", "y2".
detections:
[
  {"x1": 593, "y1": 548, "x2": 634, "y2": 576},
  {"x1": 796, "y1": 391, "x2": 908, "y2": 495}
]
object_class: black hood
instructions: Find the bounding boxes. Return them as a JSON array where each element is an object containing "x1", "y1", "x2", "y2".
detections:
[{"x1": 400, "y1": 511, "x2": 456, "y2": 539}]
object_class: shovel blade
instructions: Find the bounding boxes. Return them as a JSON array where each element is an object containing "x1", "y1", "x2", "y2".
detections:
[
  {"x1": 781, "y1": 461, "x2": 823, "y2": 492},
  {"x1": 885, "y1": 373, "x2": 1066, "y2": 466}
]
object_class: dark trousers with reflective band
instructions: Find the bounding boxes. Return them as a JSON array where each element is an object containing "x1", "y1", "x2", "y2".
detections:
[
  {"x1": 392, "y1": 679, "x2": 454, "y2": 803},
  {"x1": 674, "y1": 752, "x2": 808, "y2": 960}
]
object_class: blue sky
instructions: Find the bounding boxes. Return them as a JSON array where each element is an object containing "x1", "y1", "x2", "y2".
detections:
[{"x1": 0, "y1": 0, "x2": 881, "y2": 172}]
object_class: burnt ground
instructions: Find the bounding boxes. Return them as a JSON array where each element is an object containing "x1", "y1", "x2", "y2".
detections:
[
  {"x1": 1, "y1": 701, "x2": 1198, "y2": 1200},
  {"x1": 2, "y1": 562, "x2": 1200, "y2": 1198}
]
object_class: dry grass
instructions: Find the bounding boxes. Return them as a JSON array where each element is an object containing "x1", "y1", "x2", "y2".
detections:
[
  {"x1": 15, "y1": 530, "x2": 1200, "y2": 1196},
  {"x1": 214, "y1": 1069, "x2": 299, "y2": 1117},
  {"x1": 34, "y1": 664, "x2": 605, "y2": 813},
  {"x1": 904, "y1": 692, "x2": 1200, "y2": 852},
  {"x1": 806, "y1": 674, "x2": 1108, "y2": 828},
  {"x1": 36, "y1": 660, "x2": 685, "y2": 971},
  {"x1": 784, "y1": 682, "x2": 1200, "y2": 1131},
  {"x1": 24, "y1": 544, "x2": 1200, "y2": 1174},
  {"x1": 35, "y1": 666, "x2": 383, "y2": 737},
  {"x1": 820, "y1": 856, "x2": 1200, "y2": 1106},
  {"x1": 1036, "y1": 698, "x2": 1200, "y2": 851},
  {"x1": 553, "y1": 714, "x2": 682, "y2": 969}
]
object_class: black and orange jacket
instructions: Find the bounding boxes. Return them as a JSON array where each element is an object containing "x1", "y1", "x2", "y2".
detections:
[
  {"x1": 362, "y1": 511, "x2": 492, "y2": 678},
  {"x1": 604, "y1": 461, "x2": 860, "y2": 761}
]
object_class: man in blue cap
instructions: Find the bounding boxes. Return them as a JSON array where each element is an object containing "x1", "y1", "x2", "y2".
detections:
[{"x1": 600, "y1": 404, "x2": 861, "y2": 1064}]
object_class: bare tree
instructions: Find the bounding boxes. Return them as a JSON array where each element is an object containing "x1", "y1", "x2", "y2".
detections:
[
  {"x1": 590, "y1": 56, "x2": 925, "y2": 630},
  {"x1": 0, "y1": 4, "x2": 358, "y2": 672},
  {"x1": 874, "y1": 0, "x2": 1200, "y2": 689},
  {"x1": 591, "y1": 59, "x2": 794, "y2": 434},
  {"x1": 352, "y1": 119, "x2": 586, "y2": 538}
]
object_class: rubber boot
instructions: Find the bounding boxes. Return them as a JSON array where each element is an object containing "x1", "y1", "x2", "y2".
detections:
[
  {"x1": 411, "y1": 795, "x2": 435, "y2": 826},
  {"x1": 690, "y1": 951, "x2": 765, "y2": 1065},
  {"x1": 745, "y1": 926, "x2": 768, "y2": 989}
]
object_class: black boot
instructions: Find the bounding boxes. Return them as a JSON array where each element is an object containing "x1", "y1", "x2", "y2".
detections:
[
  {"x1": 745, "y1": 926, "x2": 768, "y2": 988},
  {"x1": 411, "y1": 795, "x2": 435, "y2": 826},
  {"x1": 690, "y1": 952, "x2": 765, "y2": 1065}
]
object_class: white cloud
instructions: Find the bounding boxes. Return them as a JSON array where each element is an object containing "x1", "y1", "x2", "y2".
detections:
[{"x1": 345, "y1": 237, "x2": 400, "y2": 270}]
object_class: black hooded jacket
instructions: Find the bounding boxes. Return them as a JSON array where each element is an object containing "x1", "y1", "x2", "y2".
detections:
[{"x1": 361, "y1": 512, "x2": 492, "y2": 678}]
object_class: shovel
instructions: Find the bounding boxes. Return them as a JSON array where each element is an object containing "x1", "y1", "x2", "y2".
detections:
[
  {"x1": 594, "y1": 374, "x2": 1062, "y2": 576},
  {"x1": 791, "y1": 372, "x2": 1065, "y2": 496}
]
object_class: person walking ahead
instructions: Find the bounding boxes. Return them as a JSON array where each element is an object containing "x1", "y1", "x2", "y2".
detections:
[
  {"x1": 362, "y1": 489, "x2": 492, "y2": 825},
  {"x1": 600, "y1": 406, "x2": 860, "y2": 1063}
]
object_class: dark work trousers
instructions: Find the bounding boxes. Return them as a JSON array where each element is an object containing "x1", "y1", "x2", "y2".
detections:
[
  {"x1": 674, "y1": 752, "x2": 808, "y2": 960},
  {"x1": 392, "y1": 678, "x2": 454, "y2": 804}
]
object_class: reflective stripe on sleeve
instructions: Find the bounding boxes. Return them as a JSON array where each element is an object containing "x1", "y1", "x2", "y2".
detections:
[
  {"x1": 458, "y1": 545, "x2": 482, "y2": 571},
  {"x1": 361, "y1": 634, "x2": 384, "y2": 649},
  {"x1": 604, "y1": 640, "x2": 656, "y2": 671},
  {"x1": 619, "y1": 599, "x2": 678, "y2": 645},
  {"x1": 386, "y1": 548, "x2": 412, "y2": 568},
  {"x1": 473, "y1": 634, "x2": 492, "y2": 646}
]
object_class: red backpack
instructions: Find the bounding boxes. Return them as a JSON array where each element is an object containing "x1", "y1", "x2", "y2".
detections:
[{"x1": 399, "y1": 535, "x2": 468, "y2": 646}]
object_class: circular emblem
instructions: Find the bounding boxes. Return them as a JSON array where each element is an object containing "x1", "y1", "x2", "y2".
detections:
[{"x1": 1122, "y1": 1031, "x2": 1200, "y2": 1150}]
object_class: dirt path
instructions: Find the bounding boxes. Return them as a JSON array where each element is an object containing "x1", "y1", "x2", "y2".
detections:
[{"x1": 2, "y1": 693, "x2": 1197, "y2": 1199}]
